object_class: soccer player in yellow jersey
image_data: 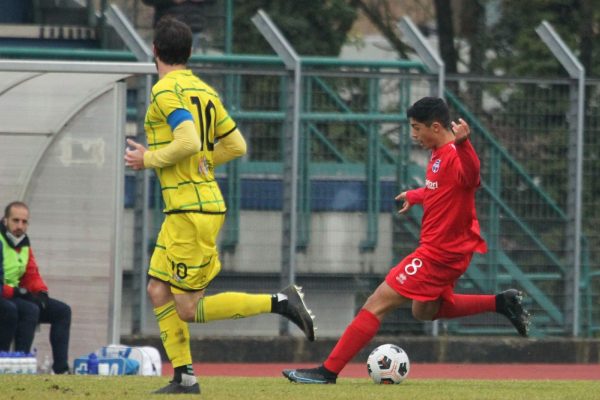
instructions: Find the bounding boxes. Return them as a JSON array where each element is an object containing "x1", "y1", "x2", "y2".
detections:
[{"x1": 124, "y1": 16, "x2": 315, "y2": 394}]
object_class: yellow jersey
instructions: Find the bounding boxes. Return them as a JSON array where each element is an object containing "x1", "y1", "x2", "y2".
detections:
[{"x1": 144, "y1": 69, "x2": 237, "y2": 214}]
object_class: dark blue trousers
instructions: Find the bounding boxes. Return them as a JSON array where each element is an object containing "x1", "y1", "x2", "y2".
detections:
[{"x1": 0, "y1": 296, "x2": 71, "y2": 373}]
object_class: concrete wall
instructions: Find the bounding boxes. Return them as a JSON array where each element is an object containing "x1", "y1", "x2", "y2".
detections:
[
  {"x1": 221, "y1": 211, "x2": 395, "y2": 275},
  {"x1": 121, "y1": 335, "x2": 600, "y2": 364}
]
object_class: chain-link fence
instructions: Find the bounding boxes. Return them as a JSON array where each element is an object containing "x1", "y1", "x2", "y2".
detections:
[
  {"x1": 141, "y1": 59, "x2": 598, "y2": 338},
  {"x1": 435, "y1": 76, "x2": 599, "y2": 337}
]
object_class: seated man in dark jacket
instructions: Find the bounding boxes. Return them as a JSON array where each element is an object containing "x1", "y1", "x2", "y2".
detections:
[{"x1": 0, "y1": 201, "x2": 71, "y2": 374}]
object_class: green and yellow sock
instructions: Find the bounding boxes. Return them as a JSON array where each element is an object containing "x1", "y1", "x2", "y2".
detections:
[
  {"x1": 195, "y1": 292, "x2": 272, "y2": 323},
  {"x1": 154, "y1": 301, "x2": 192, "y2": 370}
]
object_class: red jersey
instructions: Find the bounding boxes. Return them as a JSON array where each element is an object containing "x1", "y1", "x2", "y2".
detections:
[{"x1": 405, "y1": 139, "x2": 487, "y2": 263}]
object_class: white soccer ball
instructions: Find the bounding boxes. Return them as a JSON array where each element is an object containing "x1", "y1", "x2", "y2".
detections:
[{"x1": 366, "y1": 344, "x2": 410, "y2": 384}]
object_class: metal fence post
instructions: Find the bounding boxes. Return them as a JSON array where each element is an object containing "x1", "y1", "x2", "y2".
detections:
[
  {"x1": 108, "y1": 80, "x2": 127, "y2": 344},
  {"x1": 536, "y1": 21, "x2": 585, "y2": 337},
  {"x1": 398, "y1": 16, "x2": 445, "y2": 98},
  {"x1": 251, "y1": 9, "x2": 302, "y2": 336},
  {"x1": 105, "y1": 4, "x2": 154, "y2": 335}
]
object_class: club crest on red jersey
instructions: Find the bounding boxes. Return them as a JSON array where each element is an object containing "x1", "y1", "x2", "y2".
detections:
[{"x1": 432, "y1": 159, "x2": 441, "y2": 173}]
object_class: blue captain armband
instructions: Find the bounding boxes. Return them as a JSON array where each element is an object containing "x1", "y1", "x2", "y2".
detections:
[{"x1": 167, "y1": 109, "x2": 194, "y2": 131}]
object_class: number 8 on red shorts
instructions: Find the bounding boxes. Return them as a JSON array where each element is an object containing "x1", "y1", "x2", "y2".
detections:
[{"x1": 385, "y1": 249, "x2": 472, "y2": 303}]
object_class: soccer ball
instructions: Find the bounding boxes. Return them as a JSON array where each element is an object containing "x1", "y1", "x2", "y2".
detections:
[{"x1": 366, "y1": 344, "x2": 410, "y2": 384}]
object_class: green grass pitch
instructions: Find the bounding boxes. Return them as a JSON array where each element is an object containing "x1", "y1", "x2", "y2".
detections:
[{"x1": 2, "y1": 375, "x2": 600, "y2": 400}]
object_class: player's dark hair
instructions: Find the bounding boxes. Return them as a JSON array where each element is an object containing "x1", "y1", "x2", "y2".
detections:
[
  {"x1": 406, "y1": 97, "x2": 451, "y2": 129},
  {"x1": 4, "y1": 201, "x2": 28, "y2": 219},
  {"x1": 153, "y1": 16, "x2": 192, "y2": 66}
]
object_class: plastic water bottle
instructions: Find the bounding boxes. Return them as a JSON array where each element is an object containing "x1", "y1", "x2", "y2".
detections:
[
  {"x1": 39, "y1": 354, "x2": 52, "y2": 374},
  {"x1": 7, "y1": 353, "x2": 16, "y2": 374},
  {"x1": 25, "y1": 352, "x2": 37, "y2": 374},
  {"x1": 0, "y1": 351, "x2": 7, "y2": 374},
  {"x1": 0, "y1": 351, "x2": 37, "y2": 374},
  {"x1": 14, "y1": 352, "x2": 23, "y2": 374},
  {"x1": 87, "y1": 353, "x2": 98, "y2": 375},
  {"x1": 30, "y1": 350, "x2": 38, "y2": 374}
]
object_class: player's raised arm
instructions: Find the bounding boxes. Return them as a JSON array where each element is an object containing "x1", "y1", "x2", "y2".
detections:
[
  {"x1": 451, "y1": 118, "x2": 471, "y2": 144},
  {"x1": 451, "y1": 118, "x2": 481, "y2": 188}
]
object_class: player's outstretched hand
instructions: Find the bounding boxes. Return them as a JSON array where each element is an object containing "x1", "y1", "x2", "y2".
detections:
[
  {"x1": 125, "y1": 138, "x2": 147, "y2": 170},
  {"x1": 395, "y1": 191, "x2": 412, "y2": 214},
  {"x1": 451, "y1": 118, "x2": 471, "y2": 144}
]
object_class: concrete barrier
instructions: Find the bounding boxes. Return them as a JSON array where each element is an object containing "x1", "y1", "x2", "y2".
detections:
[{"x1": 121, "y1": 336, "x2": 600, "y2": 364}]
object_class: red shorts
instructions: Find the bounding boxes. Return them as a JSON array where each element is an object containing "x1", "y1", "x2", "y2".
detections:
[{"x1": 385, "y1": 248, "x2": 473, "y2": 303}]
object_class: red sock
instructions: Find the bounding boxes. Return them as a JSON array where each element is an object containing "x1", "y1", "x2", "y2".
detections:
[
  {"x1": 434, "y1": 294, "x2": 496, "y2": 319},
  {"x1": 323, "y1": 309, "x2": 380, "y2": 374}
]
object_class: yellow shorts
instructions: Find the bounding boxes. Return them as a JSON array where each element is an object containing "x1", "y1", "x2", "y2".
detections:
[{"x1": 148, "y1": 213, "x2": 225, "y2": 294}]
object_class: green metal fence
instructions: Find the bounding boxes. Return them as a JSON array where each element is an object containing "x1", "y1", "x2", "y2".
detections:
[
  {"x1": 190, "y1": 54, "x2": 598, "y2": 337},
  {"x1": 440, "y1": 77, "x2": 599, "y2": 337},
  {"x1": 2, "y1": 46, "x2": 597, "y2": 337}
]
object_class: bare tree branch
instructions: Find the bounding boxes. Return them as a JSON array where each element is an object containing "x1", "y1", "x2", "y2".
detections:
[{"x1": 350, "y1": 0, "x2": 410, "y2": 58}]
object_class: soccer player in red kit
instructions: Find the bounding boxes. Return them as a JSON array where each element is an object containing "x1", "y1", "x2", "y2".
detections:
[{"x1": 283, "y1": 97, "x2": 530, "y2": 384}]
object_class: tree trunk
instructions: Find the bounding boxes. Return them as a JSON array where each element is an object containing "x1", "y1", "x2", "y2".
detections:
[
  {"x1": 464, "y1": 0, "x2": 485, "y2": 113},
  {"x1": 579, "y1": 0, "x2": 593, "y2": 74},
  {"x1": 433, "y1": 0, "x2": 457, "y2": 74}
]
